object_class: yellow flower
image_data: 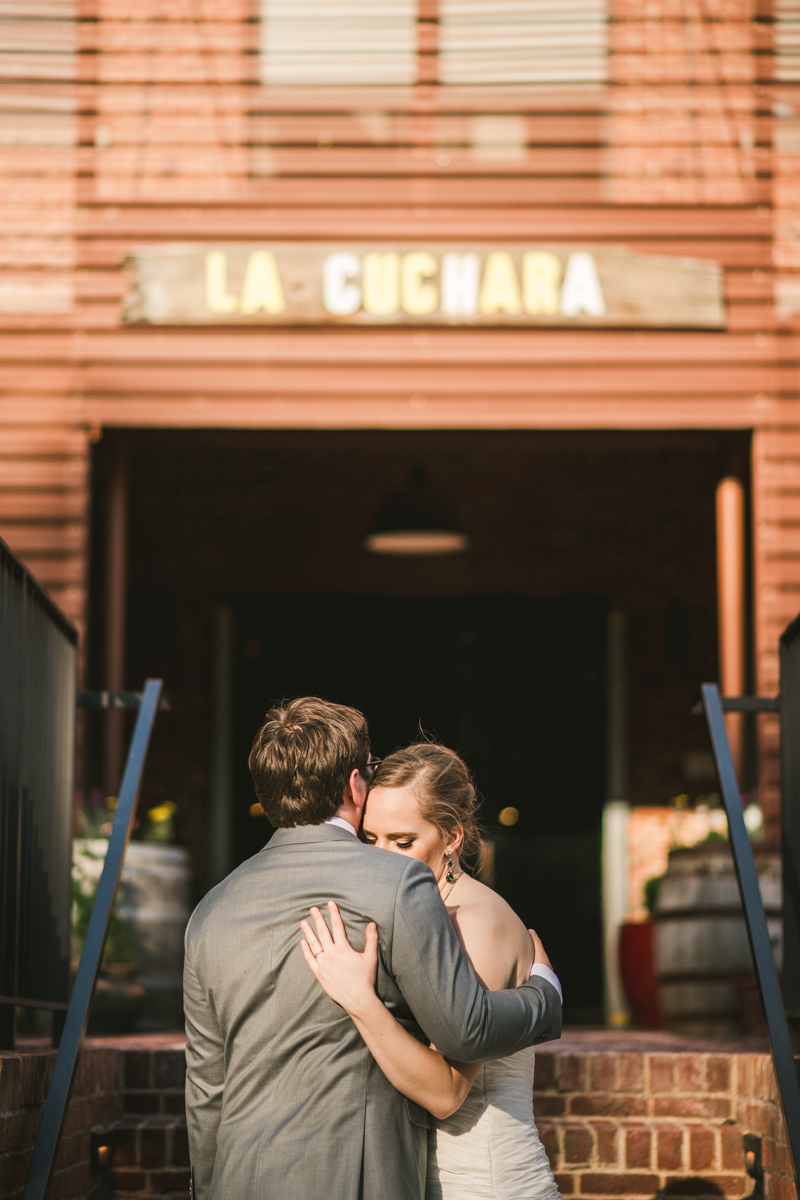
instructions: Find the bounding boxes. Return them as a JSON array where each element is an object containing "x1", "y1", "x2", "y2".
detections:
[{"x1": 147, "y1": 801, "x2": 178, "y2": 823}]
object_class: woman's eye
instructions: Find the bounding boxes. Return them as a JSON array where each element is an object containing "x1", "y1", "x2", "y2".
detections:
[
  {"x1": 364, "y1": 836, "x2": 376, "y2": 844},
  {"x1": 397, "y1": 841, "x2": 414, "y2": 850}
]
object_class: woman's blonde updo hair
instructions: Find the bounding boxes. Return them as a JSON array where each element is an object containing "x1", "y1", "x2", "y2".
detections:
[{"x1": 370, "y1": 743, "x2": 483, "y2": 858}]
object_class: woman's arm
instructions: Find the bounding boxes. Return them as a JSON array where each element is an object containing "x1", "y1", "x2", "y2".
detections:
[{"x1": 300, "y1": 903, "x2": 479, "y2": 1120}]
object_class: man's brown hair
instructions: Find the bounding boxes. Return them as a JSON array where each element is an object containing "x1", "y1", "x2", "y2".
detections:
[{"x1": 248, "y1": 696, "x2": 370, "y2": 827}]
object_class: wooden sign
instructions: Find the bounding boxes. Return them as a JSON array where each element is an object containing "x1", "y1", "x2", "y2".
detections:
[{"x1": 123, "y1": 243, "x2": 725, "y2": 329}]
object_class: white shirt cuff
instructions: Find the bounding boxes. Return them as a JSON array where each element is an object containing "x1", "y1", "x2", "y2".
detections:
[{"x1": 529, "y1": 963, "x2": 563, "y2": 1003}]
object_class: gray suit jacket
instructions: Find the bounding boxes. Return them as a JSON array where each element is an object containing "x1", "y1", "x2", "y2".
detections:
[{"x1": 184, "y1": 823, "x2": 561, "y2": 1200}]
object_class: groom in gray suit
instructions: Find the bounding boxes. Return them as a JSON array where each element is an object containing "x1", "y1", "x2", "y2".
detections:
[{"x1": 184, "y1": 696, "x2": 561, "y2": 1200}]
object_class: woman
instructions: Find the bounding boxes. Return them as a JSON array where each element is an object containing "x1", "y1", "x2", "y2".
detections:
[{"x1": 300, "y1": 743, "x2": 561, "y2": 1200}]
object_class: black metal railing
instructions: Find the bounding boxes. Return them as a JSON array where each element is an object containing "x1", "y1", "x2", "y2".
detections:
[
  {"x1": 699, "y1": 684, "x2": 800, "y2": 1188},
  {"x1": 0, "y1": 537, "x2": 78, "y2": 1043},
  {"x1": 23, "y1": 679, "x2": 163, "y2": 1200}
]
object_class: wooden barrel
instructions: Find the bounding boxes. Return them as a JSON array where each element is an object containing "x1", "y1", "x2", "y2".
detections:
[
  {"x1": 654, "y1": 842, "x2": 781, "y2": 1038},
  {"x1": 74, "y1": 839, "x2": 191, "y2": 1031}
]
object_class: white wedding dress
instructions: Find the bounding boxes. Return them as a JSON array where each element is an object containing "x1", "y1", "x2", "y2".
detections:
[{"x1": 426, "y1": 1046, "x2": 561, "y2": 1200}]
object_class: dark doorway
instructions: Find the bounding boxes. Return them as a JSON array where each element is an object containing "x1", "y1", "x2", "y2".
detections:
[{"x1": 234, "y1": 592, "x2": 607, "y2": 1023}]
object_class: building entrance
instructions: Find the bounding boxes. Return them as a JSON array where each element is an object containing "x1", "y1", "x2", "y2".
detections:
[
  {"x1": 234, "y1": 592, "x2": 607, "y2": 1023},
  {"x1": 88, "y1": 426, "x2": 752, "y2": 1024}
]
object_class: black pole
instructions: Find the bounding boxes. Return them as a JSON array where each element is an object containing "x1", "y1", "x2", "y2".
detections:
[
  {"x1": 23, "y1": 679, "x2": 163, "y2": 1200},
  {"x1": 701, "y1": 683, "x2": 800, "y2": 1186},
  {"x1": 780, "y1": 615, "x2": 800, "y2": 1032}
]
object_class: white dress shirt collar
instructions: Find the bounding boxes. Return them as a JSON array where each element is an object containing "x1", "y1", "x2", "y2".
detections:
[{"x1": 325, "y1": 815, "x2": 358, "y2": 838}]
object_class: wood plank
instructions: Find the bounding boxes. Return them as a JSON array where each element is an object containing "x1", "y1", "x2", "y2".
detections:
[
  {"x1": 0, "y1": 334, "x2": 71, "y2": 358},
  {"x1": 81, "y1": 392, "x2": 799, "y2": 430},
  {"x1": 0, "y1": 491, "x2": 87, "y2": 518},
  {"x1": 94, "y1": 0, "x2": 247, "y2": 17},
  {"x1": 79, "y1": 81, "x2": 760, "y2": 117},
  {"x1": 0, "y1": 522, "x2": 86, "y2": 553},
  {"x1": 0, "y1": 458, "x2": 88, "y2": 487},
  {"x1": 66, "y1": 328, "x2": 797, "y2": 365},
  {"x1": 87, "y1": 112, "x2": 610, "y2": 148},
  {"x1": 0, "y1": 366, "x2": 77, "y2": 390},
  {"x1": 91, "y1": 145, "x2": 611, "y2": 175},
  {"x1": 0, "y1": 396, "x2": 84, "y2": 421},
  {"x1": 726, "y1": 270, "x2": 775, "y2": 300},
  {"x1": 68, "y1": 296, "x2": 778, "y2": 334},
  {"x1": 79, "y1": 362, "x2": 787, "y2": 395},
  {"x1": 754, "y1": 430, "x2": 800, "y2": 456},
  {"x1": 6, "y1": 553, "x2": 85, "y2": 585},
  {"x1": 74, "y1": 269, "x2": 126, "y2": 299},
  {"x1": 77, "y1": 177, "x2": 627, "y2": 207},
  {"x1": 75, "y1": 207, "x2": 773, "y2": 239},
  {"x1": 124, "y1": 242, "x2": 725, "y2": 330},
  {"x1": 727, "y1": 304, "x2": 778, "y2": 331},
  {"x1": 0, "y1": 427, "x2": 89, "y2": 454}
]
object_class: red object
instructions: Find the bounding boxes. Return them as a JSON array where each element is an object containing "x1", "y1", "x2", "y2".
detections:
[{"x1": 619, "y1": 922, "x2": 662, "y2": 1028}]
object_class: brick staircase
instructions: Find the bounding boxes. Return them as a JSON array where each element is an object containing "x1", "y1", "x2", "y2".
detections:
[
  {"x1": 3, "y1": 1031, "x2": 795, "y2": 1200},
  {"x1": 105, "y1": 1044, "x2": 188, "y2": 1198}
]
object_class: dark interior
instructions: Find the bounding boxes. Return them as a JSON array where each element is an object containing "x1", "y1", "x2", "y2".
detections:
[
  {"x1": 85, "y1": 427, "x2": 752, "y2": 1022},
  {"x1": 233, "y1": 593, "x2": 607, "y2": 1021}
]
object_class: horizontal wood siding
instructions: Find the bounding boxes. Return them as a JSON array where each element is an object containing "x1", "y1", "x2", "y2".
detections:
[
  {"x1": 0, "y1": 0, "x2": 798, "y2": 832},
  {"x1": 0, "y1": 1, "x2": 87, "y2": 638}
]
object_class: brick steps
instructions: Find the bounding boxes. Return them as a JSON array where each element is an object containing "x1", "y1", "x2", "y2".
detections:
[
  {"x1": 2, "y1": 1032, "x2": 795, "y2": 1200},
  {"x1": 533, "y1": 1035, "x2": 792, "y2": 1200},
  {"x1": 106, "y1": 1116, "x2": 189, "y2": 1198}
]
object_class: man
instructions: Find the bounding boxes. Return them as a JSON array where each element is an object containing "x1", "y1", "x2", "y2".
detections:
[{"x1": 185, "y1": 696, "x2": 561, "y2": 1200}]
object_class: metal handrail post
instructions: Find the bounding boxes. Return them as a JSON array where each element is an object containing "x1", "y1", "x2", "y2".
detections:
[
  {"x1": 23, "y1": 679, "x2": 163, "y2": 1200},
  {"x1": 701, "y1": 683, "x2": 800, "y2": 1187}
]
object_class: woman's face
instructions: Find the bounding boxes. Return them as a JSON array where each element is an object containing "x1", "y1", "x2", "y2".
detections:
[{"x1": 362, "y1": 784, "x2": 450, "y2": 881}]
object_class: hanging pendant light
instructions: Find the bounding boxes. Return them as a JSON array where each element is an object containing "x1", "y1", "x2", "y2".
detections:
[{"x1": 365, "y1": 468, "x2": 470, "y2": 556}]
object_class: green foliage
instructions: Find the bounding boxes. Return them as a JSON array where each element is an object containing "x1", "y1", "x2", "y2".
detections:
[
  {"x1": 72, "y1": 867, "x2": 139, "y2": 968},
  {"x1": 141, "y1": 801, "x2": 178, "y2": 844},
  {"x1": 643, "y1": 875, "x2": 662, "y2": 917}
]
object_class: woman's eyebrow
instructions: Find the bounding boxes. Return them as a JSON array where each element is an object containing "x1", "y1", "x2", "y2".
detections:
[{"x1": 387, "y1": 831, "x2": 416, "y2": 840}]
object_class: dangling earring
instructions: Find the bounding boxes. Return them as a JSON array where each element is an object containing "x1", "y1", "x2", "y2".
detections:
[{"x1": 446, "y1": 852, "x2": 454, "y2": 884}]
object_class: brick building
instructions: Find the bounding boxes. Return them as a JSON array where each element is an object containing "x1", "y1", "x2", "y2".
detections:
[{"x1": 3, "y1": 1, "x2": 800, "y2": 1019}]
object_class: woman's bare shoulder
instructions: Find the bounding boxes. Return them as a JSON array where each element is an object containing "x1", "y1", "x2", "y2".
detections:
[{"x1": 450, "y1": 876, "x2": 534, "y2": 989}]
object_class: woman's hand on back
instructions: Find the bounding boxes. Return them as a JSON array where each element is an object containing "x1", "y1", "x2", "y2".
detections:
[
  {"x1": 300, "y1": 901, "x2": 379, "y2": 1019},
  {"x1": 529, "y1": 928, "x2": 553, "y2": 970}
]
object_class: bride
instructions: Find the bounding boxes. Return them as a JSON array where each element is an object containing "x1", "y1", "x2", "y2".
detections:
[{"x1": 300, "y1": 743, "x2": 562, "y2": 1200}]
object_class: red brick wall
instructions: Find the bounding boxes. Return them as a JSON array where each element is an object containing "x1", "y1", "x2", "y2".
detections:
[
  {"x1": 0, "y1": 1038, "x2": 185, "y2": 1200},
  {"x1": 3, "y1": 1034, "x2": 795, "y2": 1200},
  {"x1": 0, "y1": 1044, "x2": 116, "y2": 1200},
  {"x1": 534, "y1": 1036, "x2": 795, "y2": 1200}
]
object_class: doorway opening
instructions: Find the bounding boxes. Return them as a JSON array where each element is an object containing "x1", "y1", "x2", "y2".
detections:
[
  {"x1": 234, "y1": 592, "x2": 607, "y2": 1022},
  {"x1": 86, "y1": 426, "x2": 752, "y2": 1025}
]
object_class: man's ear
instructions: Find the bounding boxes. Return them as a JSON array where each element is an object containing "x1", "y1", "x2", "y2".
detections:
[
  {"x1": 343, "y1": 767, "x2": 366, "y2": 807},
  {"x1": 347, "y1": 767, "x2": 368, "y2": 815}
]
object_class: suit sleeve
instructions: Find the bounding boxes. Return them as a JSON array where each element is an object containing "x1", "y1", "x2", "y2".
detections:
[
  {"x1": 184, "y1": 934, "x2": 224, "y2": 1200},
  {"x1": 388, "y1": 859, "x2": 561, "y2": 1063}
]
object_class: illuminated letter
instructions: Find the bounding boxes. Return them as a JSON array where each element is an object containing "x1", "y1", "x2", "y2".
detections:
[
  {"x1": 522, "y1": 251, "x2": 562, "y2": 315},
  {"x1": 240, "y1": 251, "x2": 286, "y2": 315},
  {"x1": 441, "y1": 253, "x2": 479, "y2": 317},
  {"x1": 205, "y1": 251, "x2": 238, "y2": 314},
  {"x1": 323, "y1": 251, "x2": 362, "y2": 315},
  {"x1": 362, "y1": 253, "x2": 400, "y2": 316},
  {"x1": 478, "y1": 252, "x2": 522, "y2": 316},
  {"x1": 401, "y1": 251, "x2": 438, "y2": 316},
  {"x1": 559, "y1": 252, "x2": 606, "y2": 317}
]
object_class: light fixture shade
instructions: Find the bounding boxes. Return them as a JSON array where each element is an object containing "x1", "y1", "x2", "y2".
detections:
[{"x1": 365, "y1": 469, "x2": 469, "y2": 556}]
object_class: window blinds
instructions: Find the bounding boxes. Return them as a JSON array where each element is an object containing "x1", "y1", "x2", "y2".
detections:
[
  {"x1": 260, "y1": 0, "x2": 417, "y2": 86},
  {"x1": 439, "y1": 0, "x2": 608, "y2": 86},
  {"x1": 259, "y1": 0, "x2": 608, "y2": 87},
  {"x1": 776, "y1": 0, "x2": 800, "y2": 81}
]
